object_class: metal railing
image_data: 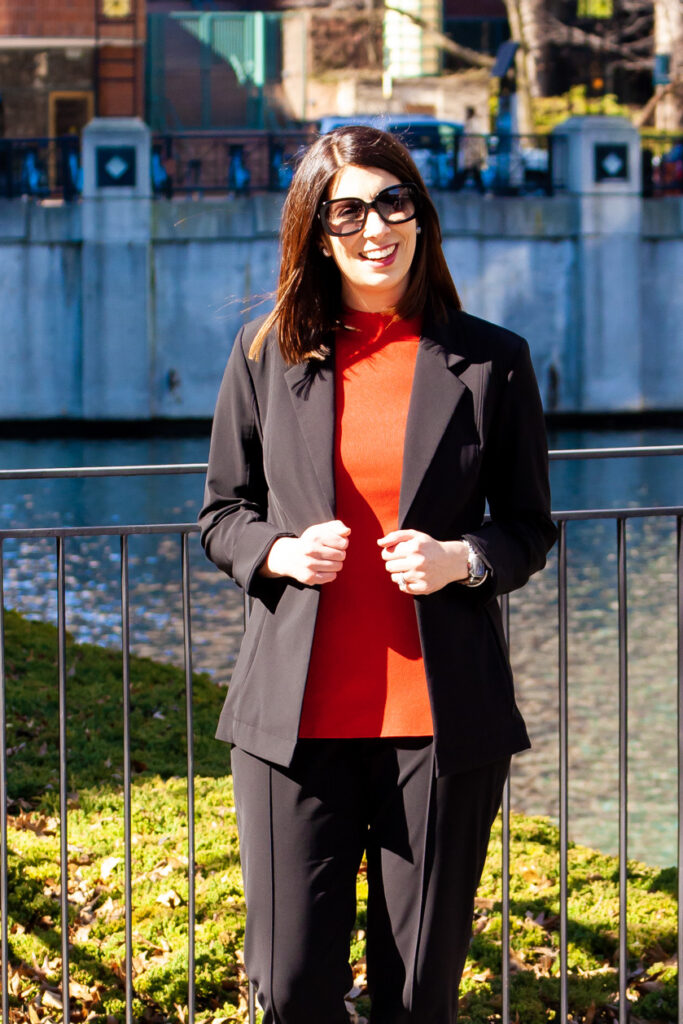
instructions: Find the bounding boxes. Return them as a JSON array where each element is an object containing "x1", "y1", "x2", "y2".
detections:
[
  {"x1": 148, "y1": 130, "x2": 565, "y2": 197},
  {"x1": 0, "y1": 444, "x2": 682, "y2": 1023},
  {"x1": 0, "y1": 136, "x2": 82, "y2": 202},
  {"x1": 2, "y1": 130, "x2": 681, "y2": 201}
]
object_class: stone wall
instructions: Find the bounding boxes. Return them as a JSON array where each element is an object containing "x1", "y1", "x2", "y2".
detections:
[{"x1": 1, "y1": 191, "x2": 682, "y2": 419}]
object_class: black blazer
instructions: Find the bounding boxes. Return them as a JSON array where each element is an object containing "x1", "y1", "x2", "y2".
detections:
[{"x1": 199, "y1": 307, "x2": 557, "y2": 776}]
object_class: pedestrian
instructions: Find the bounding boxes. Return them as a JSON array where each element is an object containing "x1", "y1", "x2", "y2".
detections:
[
  {"x1": 199, "y1": 124, "x2": 556, "y2": 1024},
  {"x1": 456, "y1": 106, "x2": 486, "y2": 193}
]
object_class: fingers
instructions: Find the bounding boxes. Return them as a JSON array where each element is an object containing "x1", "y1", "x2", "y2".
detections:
[
  {"x1": 296, "y1": 520, "x2": 351, "y2": 585},
  {"x1": 377, "y1": 529, "x2": 417, "y2": 550},
  {"x1": 392, "y1": 572, "x2": 429, "y2": 594}
]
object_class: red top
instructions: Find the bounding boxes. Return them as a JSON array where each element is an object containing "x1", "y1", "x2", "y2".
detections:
[{"x1": 298, "y1": 310, "x2": 433, "y2": 738}]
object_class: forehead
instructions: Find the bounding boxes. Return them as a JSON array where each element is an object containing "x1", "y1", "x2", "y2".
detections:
[{"x1": 328, "y1": 164, "x2": 401, "y2": 201}]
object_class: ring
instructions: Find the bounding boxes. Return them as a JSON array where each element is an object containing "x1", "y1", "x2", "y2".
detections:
[{"x1": 397, "y1": 573, "x2": 406, "y2": 587}]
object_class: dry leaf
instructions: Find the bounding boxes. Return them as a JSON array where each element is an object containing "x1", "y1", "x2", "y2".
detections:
[
  {"x1": 41, "y1": 990, "x2": 63, "y2": 1010},
  {"x1": 156, "y1": 889, "x2": 184, "y2": 908},
  {"x1": 69, "y1": 980, "x2": 94, "y2": 1000},
  {"x1": 99, "y1": 856, "x2": 122, "y2": 881}
]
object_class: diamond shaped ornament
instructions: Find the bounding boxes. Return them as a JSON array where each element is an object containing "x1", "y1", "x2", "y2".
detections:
[
  {"x1": 601, "y1": 152, "x2": 623, "y2": 177},
  {"x1": 105, "y1": 155, "x2": 129, "y2": 180}
]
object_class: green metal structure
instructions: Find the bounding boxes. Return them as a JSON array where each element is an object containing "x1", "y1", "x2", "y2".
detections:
[{"x1": 147, "y1": 12, "x2": 284, "y2": 130}]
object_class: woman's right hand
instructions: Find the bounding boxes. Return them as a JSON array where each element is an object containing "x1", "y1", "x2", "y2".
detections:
[{"x1": 260, "y1": 520, "x2": 350, "y2": 585}]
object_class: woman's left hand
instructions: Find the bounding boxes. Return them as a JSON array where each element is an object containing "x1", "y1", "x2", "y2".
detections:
[{"x1": 378, "y1": 530, "x2": 469, "y2": 595}]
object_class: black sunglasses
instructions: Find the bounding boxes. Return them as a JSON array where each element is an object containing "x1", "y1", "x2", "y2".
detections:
[{"x1": 318, "y1": 183, "x2": 420, "y2": 237}]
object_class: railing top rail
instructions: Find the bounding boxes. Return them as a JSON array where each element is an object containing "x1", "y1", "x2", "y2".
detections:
[
  {"x1": 0, "y1": 506, "x2": 681, "y2": 541},
  {"x1": 548, "y1": 443, "x2": 683, "y2": 460},
  {"x1": 554, "y1": 504, "x2": 683, "y2": 522},
  {"x1": 1, "y1": 446, "x2": 682, "y2": 482},
  {"x1": 0, "y1": 523, "x2": 200, "y2": 541},
  {"x1": 0, "y1": 463, "x2": 208, "y2": 481}
]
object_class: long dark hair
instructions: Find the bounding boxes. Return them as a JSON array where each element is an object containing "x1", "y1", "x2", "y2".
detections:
[{"x1": 249, "y1": 125, "x2": 461, "y2": 363}]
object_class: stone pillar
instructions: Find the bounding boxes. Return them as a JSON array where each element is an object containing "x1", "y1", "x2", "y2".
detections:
[
  {"x1": 552, "y1": 116, "x2": 642, "y2": 411},
  {"x1": 81, "y1": 117, "x2": 152, "y2": 419}
]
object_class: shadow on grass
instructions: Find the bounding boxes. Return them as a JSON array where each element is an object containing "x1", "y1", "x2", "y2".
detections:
[{"x1": 4, "y1": 609, "x2": 229, "y2": 806}]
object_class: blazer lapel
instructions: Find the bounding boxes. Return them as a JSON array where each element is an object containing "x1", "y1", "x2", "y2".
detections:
[
  {"x1": 398, "y1": 324, "x2": 470, "y2": 526},
  {"x1": 284, "y1": 357, "x2": 336, "y2": 520}
]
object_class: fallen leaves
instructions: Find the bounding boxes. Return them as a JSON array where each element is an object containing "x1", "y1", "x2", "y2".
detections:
[
  {"x1": 156, "y1": 888, "x2": 185, "y2": 908},
  {"x1": 98, "y1": 855, "x2": 122, "y2": 881},
  {"x1": 10, "y1": 812, "x2": 59, "y2": 836}
]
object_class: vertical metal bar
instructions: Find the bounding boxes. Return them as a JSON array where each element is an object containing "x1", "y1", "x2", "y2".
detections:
[
  {"x1": 0, "y1": 543, "x2": 10, "y2": 1024},
  {"x1": 557, "y1": 521, "x2": 569, "y2": 1023},
  {"x1": 120, "y1": 536, "x2": 134, "y2": 1024},
  {"x1": 182, "y1": 534, "x2": 196, "y2": 1024},
  {"x1": 617, "y1": 518, "x2": 628, "y2": 1024},
  {"x1": 500, "y1": 591, "x2": 510, "y2": 1024},
  {"x1": 57, "y1": 537, "x2": 71, "y2": 1024},
  {"x1": 677, "y1": 515, "x2": 683, "y2": 1024},
  {"x1": 248, "y1": 979, "x2": 256, "y2": 1024},
  {"x1": 243, "y1": 590, "x2": 257, "y2": 1024}
]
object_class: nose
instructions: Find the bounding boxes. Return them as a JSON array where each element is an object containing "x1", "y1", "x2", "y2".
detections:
[{"x1": 363, "y1": 206, "x2": 390, "y2": 238}]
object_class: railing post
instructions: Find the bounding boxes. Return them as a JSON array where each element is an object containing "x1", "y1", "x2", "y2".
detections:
[
  {"x1": 57, "y1": 537, "x2": 71, "y2": 1024},
  {"x1": 182, "y1": 534, "x2": 196, "y2": 1024},
  {"x1": 558, "y1": 521, "x2": 569, "y2": 1021},
  {"x1": 242, "y1": 591, "x2": 257, "y2": 1024},
  {"x1": 677, "y1": 515, "x2": 683, "y2": 1024},
  {"x1": 0, "y1": 543, "x2": 10, "y2": 1024},
  {"x1": 500, "y1": 592, "x2": 511, "y2": 1024},
  {"x1": 617, "y1": 518, "x2": 629, "y2": 1024},
  {"x1": 120, "y1": 536, "x2": 134, "y2": 1024}
]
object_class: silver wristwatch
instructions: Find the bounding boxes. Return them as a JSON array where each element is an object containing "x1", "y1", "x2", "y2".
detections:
[{"x1": 464, "y1": 541, "x2": 489, "y2": 588}]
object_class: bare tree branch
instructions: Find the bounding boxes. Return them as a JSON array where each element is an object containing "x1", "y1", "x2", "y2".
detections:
[
  {"x1": 633, "y1": 80, "x2": 675, "y2": 126},
  {"x1": 540, "y1": 12, "x2": 653, "y2": 60}
]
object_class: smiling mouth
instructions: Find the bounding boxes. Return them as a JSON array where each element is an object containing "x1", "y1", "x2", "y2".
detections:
[{"x1": 360, "y1": 244, "x2": 397, "y2": 261}]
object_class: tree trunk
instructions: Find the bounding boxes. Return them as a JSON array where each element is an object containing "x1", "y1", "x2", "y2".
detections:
[
  {"x1": 501, "y1": 0, "x2": 546, "y2": 135},
  {"x1": 654, "y1": 0, "x2": 683, "y2": 129}
]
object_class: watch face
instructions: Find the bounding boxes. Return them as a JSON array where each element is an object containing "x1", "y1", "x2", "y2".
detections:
[{"x1": 102, "y1": 0, "x2": 132, "y2": 17}]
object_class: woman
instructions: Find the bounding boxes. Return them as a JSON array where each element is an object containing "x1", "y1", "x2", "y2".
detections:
[{"x1": 199, "y1": 125, "x2": 556, "y2": 1024}]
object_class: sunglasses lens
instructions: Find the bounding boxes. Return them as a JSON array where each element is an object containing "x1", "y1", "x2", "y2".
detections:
[
  {"x1": 376, "y1": 186, "x2": 417, "y2": 223},
  {"x1": 323, "y1": 198, "x2": 367, "y2": 236},
  {"x1": 320, "y1": 184, "x2": 419, "y2": 236}
]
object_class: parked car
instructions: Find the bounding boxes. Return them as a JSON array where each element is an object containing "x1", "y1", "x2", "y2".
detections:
[{"x1": 318, "y1": 115, "x2": 463, "y2": 188}]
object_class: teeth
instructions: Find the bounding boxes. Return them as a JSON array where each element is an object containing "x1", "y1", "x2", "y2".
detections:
[{"x1": 363, "y1": 245, "x2": 395, "y2": 260}]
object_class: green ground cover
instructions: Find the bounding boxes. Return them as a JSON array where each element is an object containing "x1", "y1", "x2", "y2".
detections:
[{"x1": 1, "y1": 609, "x2": 678, "y2": 1023}]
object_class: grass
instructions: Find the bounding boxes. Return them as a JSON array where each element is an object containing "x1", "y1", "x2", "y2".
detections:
[{"x1": 2, "y1": 608, "x2": 678, "y2": 1023}]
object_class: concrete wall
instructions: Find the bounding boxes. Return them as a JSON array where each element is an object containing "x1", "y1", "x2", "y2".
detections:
[{"x1": 1, "y1": 191, "x2": 683, "y2": 419}]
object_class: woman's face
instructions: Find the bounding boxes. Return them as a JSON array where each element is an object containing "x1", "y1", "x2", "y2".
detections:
[{"x1": 322, "y1": 164, "x2": 418, "y2": 313}]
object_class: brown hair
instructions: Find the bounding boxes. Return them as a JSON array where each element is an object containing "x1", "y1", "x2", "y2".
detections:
[{"x1": 249, "y1": 124, "x2": 461, "y2": 363}]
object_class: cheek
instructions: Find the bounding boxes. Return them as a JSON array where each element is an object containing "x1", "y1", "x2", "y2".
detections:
[{"x1": 329, "y1": 239, "x2": 357, "y2": 273}]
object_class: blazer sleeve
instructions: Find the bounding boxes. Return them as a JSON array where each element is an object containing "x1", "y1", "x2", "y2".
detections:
[
  {"x1": 462, "y1": 336, "x2": 556, "y2": 599},
  {"x1": 198, "y1": 327, "x2": 295, "y2": 600}
]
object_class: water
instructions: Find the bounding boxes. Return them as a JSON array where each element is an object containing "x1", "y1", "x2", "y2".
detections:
[{"x1": 1, "y1": 427, "x2": 682, "y2": 865}]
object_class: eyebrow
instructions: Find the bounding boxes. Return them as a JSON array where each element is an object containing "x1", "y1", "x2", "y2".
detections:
[{"x1": 327, "y1": 184, "x2": 401, "y2": 202}]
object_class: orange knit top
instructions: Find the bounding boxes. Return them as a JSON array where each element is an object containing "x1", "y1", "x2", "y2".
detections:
[{"x1": 298, "y1": 310, "x2": 433, "y2": 738}]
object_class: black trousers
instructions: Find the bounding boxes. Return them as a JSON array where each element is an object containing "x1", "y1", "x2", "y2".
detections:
[{"x1": 231, "y1": 739, "x2": 509, "y2": 1024}]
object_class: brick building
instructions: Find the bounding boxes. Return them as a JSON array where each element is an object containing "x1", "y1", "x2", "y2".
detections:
[{"x1": 0, "y1": 0, "x2": 145, "y2": 138}]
